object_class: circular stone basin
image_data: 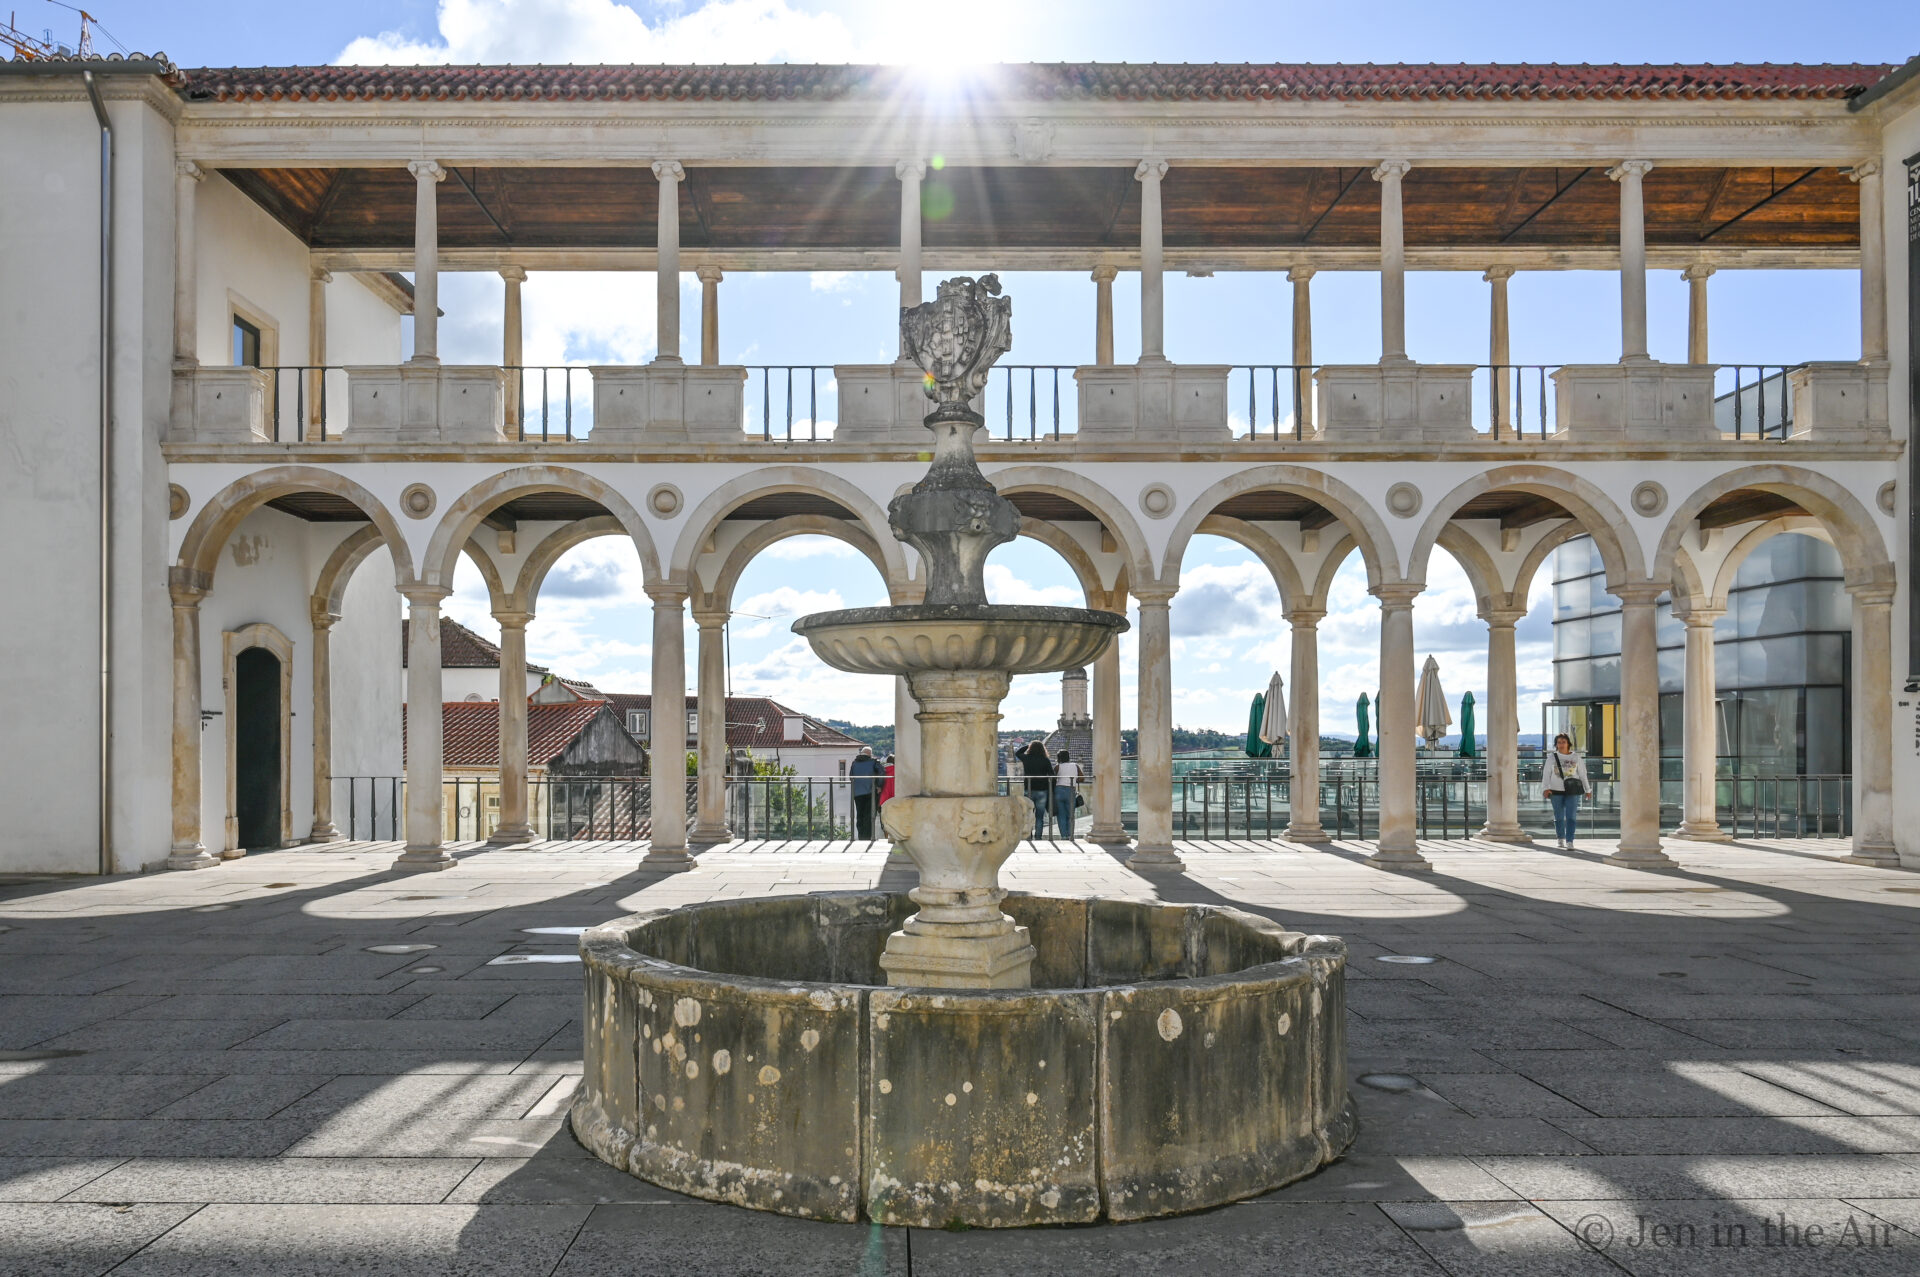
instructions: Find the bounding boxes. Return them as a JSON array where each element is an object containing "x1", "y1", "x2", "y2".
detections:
[
  {"x1": 792, "y1": 604, "x2": 1126, "y2": 677},
  {"x1": 573, "y1": 892, "x2": 1355, "y2": 1227}
]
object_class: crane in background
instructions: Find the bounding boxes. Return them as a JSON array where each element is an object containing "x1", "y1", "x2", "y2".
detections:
[{"x1": 2, "y1": 3, "x2": 131, "y2": 61}]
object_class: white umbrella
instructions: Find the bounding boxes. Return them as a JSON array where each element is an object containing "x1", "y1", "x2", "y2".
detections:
[
  {"x1": 1258, "y1": 671, "x2": 1288, "y2": 746},
  {"x1": 1415, "y1": 655, "x2": 1452, "y2": 749}
]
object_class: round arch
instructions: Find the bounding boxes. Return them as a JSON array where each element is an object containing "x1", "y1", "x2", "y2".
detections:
[
  {"x1": 1163, "y1": 466, "x2": 1398, "y2": 589},
  {"x1": 1192, "y1": 515, "x2": 1308, "y2": 608},
  {"x1": 670, "y1": 467, "x2": 908, "y2": 592},
  {"x1": 1701, "y1": 516, "x2": 1832, "y2": 606},
  {"x1": 511, "y1": 515, "x2": 627, "y2": 614},
  {"x1": 1410, "y1": 465, "x2": 1645, "y2": 591},
  {"x1": 1654, "y1": 465, "x2": 1891, "y2": 593},
  {"x1": 176, "y1": 466, "x2": 412, "y2": 585},
  {"x1": 312, "y1": 525, "x2": 388, "y2": 618},
  {"x1": 705, "y1": 514, "x2": 898, "y2": 614},
  {"x1": 983, "y1": 465, "x2": 1155, "y2": 593},
  {"x1": 1509, "y1": 520, "x2": 1589, "y2": 611},
  {"x1": 1013, "y1": 516, "x2": 1113, "y2": 606},
  {"x1": 425, "y1": 467, "x2": 661, "y2": 592},
  {"x1": 1432, "y1": 524, "x2": 1504, "y2": 616}
]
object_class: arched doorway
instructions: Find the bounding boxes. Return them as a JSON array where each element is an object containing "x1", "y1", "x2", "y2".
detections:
[{"x1": 234, "y1": 647, "x2": 282, "y2": 851}]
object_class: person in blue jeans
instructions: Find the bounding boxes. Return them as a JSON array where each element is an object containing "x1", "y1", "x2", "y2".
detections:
[
  {"x1": 1540, "y1": 732, "x2": 1589, "y2": 849},
  {"x1": 1016, "y1": 739, "x2": 1054, "y2": 838},
  {"x1": 848, "y1": 747, "x2": 883, "y2": 840},
  {"x1": 1051, "y1": 749, "x2": 1082, "y2": 841}
]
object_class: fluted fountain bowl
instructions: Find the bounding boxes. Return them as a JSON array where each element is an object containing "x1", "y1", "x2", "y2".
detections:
[{"x1": 792, "y1": 604, "x2": 1127, "y2": 677}]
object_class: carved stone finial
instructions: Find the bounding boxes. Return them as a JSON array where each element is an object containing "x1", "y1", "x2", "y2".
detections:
[{"x1": 900, "y1": 274, "x2": 1012, "y2": 423}]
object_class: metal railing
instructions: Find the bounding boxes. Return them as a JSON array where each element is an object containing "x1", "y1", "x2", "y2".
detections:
[
  {"x1": 1722, "y1": 774, "x2": 1850, "y2": 839},
  {"x1": 986, "y1": 365, "x2": 1075, "y2": 440},
  {"x1": 1231, "y1": 365, "x2": 1315, "y2": 440},
  {"x1": 334, "y1": 775, "x2": 404, "y2": 841},
  {"x1": 1482, "y1": 365, "x2": 1561, "y2": 440},
  {"x1": 1715, "y1": 365, "x2": 1802, "y2": 441},
  {"x1": 264, "y1": 366, "x2": 349, "y2": 442},
  {"x1": 730, "y1": 775, "x2": 855, "y2": 840},
  {"x1": 505, "y1": 366, "x2": 593, "y2": 442},
  {"x1": 747, "y1": 365, "x2": 834, "y2": 441}
]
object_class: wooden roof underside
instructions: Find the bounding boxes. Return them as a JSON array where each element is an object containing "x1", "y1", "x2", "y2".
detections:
[{"x1": 224, "y1": 164, "x2": 1860, "y2": 254}]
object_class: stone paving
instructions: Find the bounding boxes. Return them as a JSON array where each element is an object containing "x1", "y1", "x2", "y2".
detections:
[{"x1": 4, "y1": 835, "x2": 1920, "y2": 1274}]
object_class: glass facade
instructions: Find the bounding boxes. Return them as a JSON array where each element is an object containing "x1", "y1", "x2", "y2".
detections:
[{"x1": 1549, "y1": 531, "x2": 1849, "y2": 777}]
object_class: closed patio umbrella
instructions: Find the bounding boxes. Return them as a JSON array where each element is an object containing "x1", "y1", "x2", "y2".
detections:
[
  {"x1": 1459, "y1": 690, "x2": 1477, "y2": 758},
  {"x1": 1353, "y1": 693, "x2": 1372, "y2": 758},
  {"x1": 1415, "y1": 655, "x2": 1452, "y2": 750},
  {"x1": 1259, "y1": 671, "x2": 1288, "y2": 749},
  {"x1": 1245, "y1": 694, "x2": 1271, "y2": 758}
]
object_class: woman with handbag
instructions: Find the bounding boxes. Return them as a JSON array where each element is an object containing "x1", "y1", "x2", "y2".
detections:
[
  {"x1": 1052, "y1": 749, "x2": 1083, "y2": 841},
  {"x1": 1540, "y1": 732, "x2": 1589, "y2": 849}
]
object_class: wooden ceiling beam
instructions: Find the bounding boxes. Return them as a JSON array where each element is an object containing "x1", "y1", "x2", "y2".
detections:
[
  {"x1": 1499, "y1": 167, "x2": 1593, "y2": 243},
  {"x1": 1698, "y1": 167, "x2": 1822, "y2": 242},
  {"x1": 1497, "y1": 493, "x2": 1570, "y2": 530}
]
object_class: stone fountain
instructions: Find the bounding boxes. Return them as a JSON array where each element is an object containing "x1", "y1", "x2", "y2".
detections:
[
  {"x1": 572, "y1": 277, "x2": 1355, "y2": 1227},
  {"x1": 792, "y1": 274, "x2": 1127, "y2": 989}
]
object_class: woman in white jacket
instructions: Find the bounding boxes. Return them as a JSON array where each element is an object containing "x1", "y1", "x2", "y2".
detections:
[{"x1": 1539, "y1": 732, "x2": 1590, "y2": 849}]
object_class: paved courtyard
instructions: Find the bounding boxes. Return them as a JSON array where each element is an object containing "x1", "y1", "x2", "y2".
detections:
[{"x1": 4, "y1": 835, "x2": 1920, "y2": 1274}]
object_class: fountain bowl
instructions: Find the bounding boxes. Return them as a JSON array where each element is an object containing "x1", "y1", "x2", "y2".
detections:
[
  {"x1": 572, "y1": 891, "x2": 1355, "y2": 1227},
  {"x1": 793, "y1": 604, "x2": 1126, "y2": 678}
]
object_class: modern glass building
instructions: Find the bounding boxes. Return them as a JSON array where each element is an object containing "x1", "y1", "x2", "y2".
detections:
[{"x1": 1549, "y1": 532, "x2": 1850, "y2": 779}]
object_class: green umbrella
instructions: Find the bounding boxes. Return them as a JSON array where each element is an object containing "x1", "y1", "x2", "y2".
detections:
[
  {"x1": 1353, "y1": 693, "x2": 1372, "y2": 758},
  {"x1": 1245, "y1": 694, "x2": 1272, "y2": 758},
  {"x1": 1459, "y1": 690, "x2": 1477, "y2": 758}
]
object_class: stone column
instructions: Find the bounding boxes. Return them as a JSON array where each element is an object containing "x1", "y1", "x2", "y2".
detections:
[
  {"x1": 1484, "y1": 266, "x2": 1513, "y2": 432},
  {"x1": 1289, "y1": 265, "x2": 1315, "y2": 431},
  {"x1": 307, "y1": 601, "x2": 341, "y2": 843},
  {"x1": 1609, "y1": 587, "x2": 1673, "y2": 868},
  {"x1": 1608, "y1": 160, "x2": 1653, "y2": 362},
  {"x1": 167, "y1": 572, "x2": 215, "y2": 870},
  {"x1": 489, "y1": 611, "x2": 535, "y2": 845},
  {"x1": 1848, "y1": 585, "x2": 1897, "y2": 865},
  {"x1": 1850, "y1": 162, "x2": 1888, "y2": 362},
  {"x1": 1370, "y1": 584, "x2": 1429, "y2": 870},
  {"x1": 691, "y1": 613, "x2": 732, "y2": 845},
  {"x1": 1128, "y1": 592, "x2": 1181, "y2": 870},
  {"x1": 1136, "y1": 159, "x2": 1168, "y2": 362},
  {"x1": 396, "y1": 586, "x2": 455, "y2": 871},
  {"x1": 1372, "y1": 160, "x2": 1411, "y2": 363},
  {"x1": 1479, "y1": 609, "x2": 1529, "y2": 843},
  {"x1": 173, "y1": 160, "x2": 204, "y2": 366},
  {"x1": 896, "y1": 159, "x2": 925, "y2": 358},
  {"x1": 1089, "y1": 608, "x2": 1127, "y2": 844},
  {"x1": 697, "y1": 266, "x2": 722, "y2": 366},
  {"x1": 1092, "y1": 265, "x2": 1117, "y2": 366},
  {"x1": 408, "y1": 160, "x2": 444, "y2": 364},
  {"x1": 500, "y1": 265, "x2": 525, "y2": 431},
  {"x1": 652, "y1": 161, "x2": 684, "y2": 364},
  {"x1": 644, "y1": 588, "x2": 693, "y2": 871},
  {"x1": 1284, "y1": 608, "x2": 1326, "y2": 842},
  {"x1": 307, "y1": 268, "x2": 329, "y2": 430},
  {"x1": 1672, "y1": 602, "x2": 1728, "y2": 841},
  {"x1": 1683, "y1": 264, "x2": 1713, "y2": 365}
]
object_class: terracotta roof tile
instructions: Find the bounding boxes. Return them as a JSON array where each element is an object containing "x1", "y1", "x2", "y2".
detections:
[
  {"x1": 607, "y1": 693, "x2": 863, "y2": 751},
  {"x1": 407, "y1": 698, "x2": 632, "y2": 768},
  {"x1": 401, "y1": 618, "x2": 548, "y2": 672},
  {"x1": 173, "y1": 61, "x2": 1899, "y2": 105}
]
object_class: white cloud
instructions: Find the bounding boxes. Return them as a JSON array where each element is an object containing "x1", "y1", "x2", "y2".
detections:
[
  {"x1": 731, "y1": 585, "x2": 844, "y2": 638},
  {"x1": 983, "y1": 563, "x2": 1080, "y2": 607}
]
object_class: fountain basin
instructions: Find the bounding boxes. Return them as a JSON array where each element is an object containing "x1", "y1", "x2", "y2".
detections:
[
  {"x1": 793, "y1": 604, "x2": 1126, "y2": 677},
  {"x1": 573, "y1": 891, "x2": 1355, "y2": 1227}
]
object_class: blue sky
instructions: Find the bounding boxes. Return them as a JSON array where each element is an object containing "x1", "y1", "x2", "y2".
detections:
[{"x1": 87, "y1": 0, "x2": 1915, "y2": 732}]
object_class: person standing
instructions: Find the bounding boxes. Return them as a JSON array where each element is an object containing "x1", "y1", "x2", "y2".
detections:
[
  {"x1": 879, "y1": 753, "x2": 896, "y2": 806},
  {"x1": 1540, "y1": 732, "x2": 1589, "y2": 849},
  {"x1": 1052, "y1": 748, "x2": 1082, "y2": 841},
  {"x1": 849, "y1": 746, "x2": 882, "y2": 840},
  {"x1": 1017, "y1": 738, "x2": 1054, "y2": 839}
]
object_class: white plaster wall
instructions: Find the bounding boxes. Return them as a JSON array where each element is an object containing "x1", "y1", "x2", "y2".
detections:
[
  {"x1": 195, "y1": 173, "x2": 311, "y2": 372},
  {"x1": 332, "y1": 548, "x2": 403, "y2": 782},
  {"x1": 438, "y1": 667, "x2": 544, "y2": 702},
  {"x1": 327, "y1": 273, "x2": 403, "y2": 366},
  {"x1": 1878, "y1": 94, "x2": 1920, "y2": 864},
  {"x1": 197, "y1": 507, "x2": 316, "y2": 851},
  {"x1": 0, "y1": 90, "x2": 174, "y2": 874}
]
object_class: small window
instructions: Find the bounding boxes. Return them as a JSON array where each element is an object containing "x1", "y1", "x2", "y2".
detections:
[
  {"x1": 627, "y1": 710, "x2": 649, "y2": 737},
  {"x1": 233, "y1": 316, "x2": 262, "y2": 367},
  {"x1": 839, "y1": 760, "x2": 847, "y2": 776}
]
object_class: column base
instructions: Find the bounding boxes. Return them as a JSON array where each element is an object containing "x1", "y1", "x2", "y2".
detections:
[
  {"x1": 307, "y1": 823, "x2": 341, "y2": 844},
  {"x1": 688, "y1": 825, "x2": 734, "y2": 848},
  {"x1": 391, "y1": 849, "x2": 457, "y2": 873},
  {"x1": 878, "y1": 924, "x2": 1035, "y2": 989},
  {"x1": 1604, "y1": 844, "x2": 1678, "y2": 870},
  {"x1": 1127, "y1": 844, "x2": 1185, "y2": 872},
  {"x1": 1088, "y1": 824, "x2": 1131, "y2": 847},
  {"x1": 1368, "y1": 847, "x2": 1432, "y2": 873},
  {"x1": 1476, "y1": 823, "x2": 1533, "y2": 845},
  {"x1": 1284, "y1": 823, "x2": 1331, "y2": 844},
  {"x1": 640, "y1": 848, "x2": 696, "y2": 873},
  {"x1": 1844, "y1": 842, "x2": 1902, "y2": 869},
  {"x1": 487, "y1": 825, "x2": 536, "y2": 846},
  {"x1": 1673, "y1": 820, "x2": 1733, "y2": 843},
  {"x1": 165, "y1": 847, "x2": 219, "y2": 871},
  {"x1": 219, "y1": 847, "x2": 248, "y2": 860}
]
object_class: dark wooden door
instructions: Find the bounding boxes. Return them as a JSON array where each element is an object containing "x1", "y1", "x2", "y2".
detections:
[{"x1": 234, "y1": 647, "x2": 281, "y2": 850}]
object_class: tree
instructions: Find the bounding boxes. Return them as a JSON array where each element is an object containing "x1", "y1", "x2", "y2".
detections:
[{"x1": 738, "y1": 753, "x2": 846, "y2": 838}]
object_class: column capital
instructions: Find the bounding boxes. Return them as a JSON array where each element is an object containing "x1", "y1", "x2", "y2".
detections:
[
  {"x1": 310, "y1": 599, "x2": 342, "y2": 630},
  {"x1": 651, "y1": 159, "x2": 685, "y2": 184},
  {"x1": 647, "y1": 585, "x2": 689, "y2": 608},
  {"x1": 1283, "y1": 607, "x2": 1326, "y2": 628},
  {"x1": 167, "y1": 565, "x2": 212, "y2": 601},
  {"x1": 695, "y1": 264, "x2": 724, "y2": 285},
  {"x1": 1370, "y1": 159, "x2": 1410, "y2": 183},
  {"x1": 1607, "y1": 159, "x2": 1653, "y2": 183},
  {"x1": 1369, "y1": 582, "x2": 1422, "y2": 607},
  {"x1": 492, "y1": 609, "x2": 533, "y2": 630},
  {"x1": 401, "y1": 584, "x2": 453, "y2": 607},
  {"x1": 894, "y1": 157, "x2": 927, "y2": 182},
  {"x1": 1847, "y1": 581, "x2": 1898, "y2": 607},
  {"x1": 1846, "y1": 159, "x2": 1882, "y2": 183},
  {"x1": 1133, "y1": 589, "x2": 1176, "y2": 608},
  {"x1": 1481, "y1": 265, "x2": 1515, "y2": 283},
  {"x1": 408, "y1": 158, "x2": 445, "y2": 183},
  {"x1": 175, "y1": 158, "x2": 205, "y2": 183},
  {"x1": 1478, "y1": 607, "x2": 1527, "y2": 628},
  {"x1": 1610, "y1": 582, "x2": 1666, "y2": 606},
  {"x1": 1287, "y1": 264, "x2": 1316, "y2": 284},
  {"x1": 1681, "y1": 263, "x2": 1715, "y2": 283},
  {"x1": 310, "y1": 266, "x2": 333, "y2": 285},
  {"x1": 1670, "y1": 604, "x2": 1725, "y2": 626},
  {"x1": 692, "y1": 610, "x2": 728, "y2": 628},
  {"x1": 498, "y1": 264, "x2": 528, "y2": 283},
  {"x1": 1134, "y1": 157, "x2": 1169, "y2": 183},
  {"x1": 1090, "y1": 264, "x2": 1119, "y2": 284}
]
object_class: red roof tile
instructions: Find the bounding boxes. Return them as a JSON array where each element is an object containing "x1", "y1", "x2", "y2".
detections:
[
  {"x1": 173, "y1": 62, "x2": 1898, "y2": 105},
  {"x1": 401, "y1": 618, "x2": 548, "y2": 672},
  {"x1": 406, "y1": 698, "x2": 633, "y2": 768},
  {"x1": 607, "y1": 693, "x2": 863, "y2": 751}
]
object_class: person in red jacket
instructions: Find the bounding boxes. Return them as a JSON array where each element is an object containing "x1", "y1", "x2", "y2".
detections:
[{"x1": 879, "y1": 753, "x2": 896, "y2": 806}]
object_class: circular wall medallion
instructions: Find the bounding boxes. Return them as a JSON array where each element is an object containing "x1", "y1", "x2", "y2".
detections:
[
  {"x1": 1630, "y1": 481, "x2": 1667, "y2": 517},
  {"x1": 647, "y1": 483, "x2": 683, "y2": 518},
  {"x1": 400, "y1": 483, "x2": 436, "y2": 519},
  {"x1": 1879, "y1": 480, "x2": 1897, "y2": 516},
  {"x1": 1384, "y1": 483, "x2": 1422, "y2": 518},
  {"x1": 168, "y1": 483, "x2": 189, "y2": 520},
  {"x1": 1138, "y1": 482, "x2": 1176, "y2": 520}
]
